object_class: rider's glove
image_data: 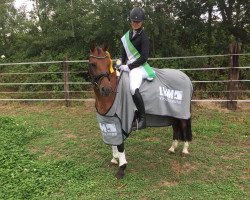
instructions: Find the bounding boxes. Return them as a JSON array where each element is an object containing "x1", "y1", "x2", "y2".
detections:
[{"x1": 119, "y1": 65, "x2": 130, "y2": 72}]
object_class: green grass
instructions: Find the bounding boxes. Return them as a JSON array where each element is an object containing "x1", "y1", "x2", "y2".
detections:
[{"x1": 0, "y1": 103, "x2": 249, "y2": 200}]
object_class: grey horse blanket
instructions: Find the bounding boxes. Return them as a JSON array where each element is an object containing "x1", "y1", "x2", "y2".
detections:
[{"x1": 96, "y1": 68, "x2": 193, "y2": 138}]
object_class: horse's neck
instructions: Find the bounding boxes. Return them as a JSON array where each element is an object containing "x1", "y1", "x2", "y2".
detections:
[
  {"x1": 95, "y1": 73, "x2": 117, "y2": 115},
  {"x1": 95, "y1": 93, "x2": 115, "y2": 115}
]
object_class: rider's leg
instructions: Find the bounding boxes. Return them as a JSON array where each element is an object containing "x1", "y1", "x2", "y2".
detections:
[
  {"x1": 129, "y1": 67, "x2": 148, "y2": 130},
  {"x1": 132, "y1": 88, "x2": 146, "y2": 129}
]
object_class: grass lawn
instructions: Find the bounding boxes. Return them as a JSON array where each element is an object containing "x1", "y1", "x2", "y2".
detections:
[{"x1": 0, "y1": 102, "x2": 249, "y2": 200}]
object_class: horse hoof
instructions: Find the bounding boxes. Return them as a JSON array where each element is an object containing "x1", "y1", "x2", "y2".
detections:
[
  {"x1": 182, "y1": 152, "x2": 189, "y2": 156},
  {"x1": 168, "y1": 147, "x2": 176, "y2": 154},
  {"x1": 110, "y1": 158, "x2": 118, "y2": 165},
  {"x1": 109, "y1": 158, "x2": 118, "y2": 167},
  {"x1": 115, "y1": 164, "x2": 126, "y2": 179},
  {"x1": 109, "y1": 162, "x2": 118, "y2": 167},
  {"x1": 168, "y1": 150, "x2": 175, "y2": 154},
  {"x1": 115, "y1": 170, "x2": 125, "y2": 179}
]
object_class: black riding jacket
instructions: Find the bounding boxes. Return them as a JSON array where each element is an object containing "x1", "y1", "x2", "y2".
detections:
[{"x1": 121, "y1": 28, "x2": 150, "y2": 70}]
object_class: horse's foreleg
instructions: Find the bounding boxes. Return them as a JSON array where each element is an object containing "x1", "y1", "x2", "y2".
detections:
[
  {"x1": 180, "y1": 120, "x2": 189, "y2": 155},
  {"x1": 115, "y1": 143, "x2": 127, "y2": 179},
  {"x1": 110, "y1": 146, "x2": 119, "y2": 165}
]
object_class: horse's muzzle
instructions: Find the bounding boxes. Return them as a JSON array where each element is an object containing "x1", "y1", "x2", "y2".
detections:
[{"x1": 100, "y1": 86, "x2": 112, "y2": 96}]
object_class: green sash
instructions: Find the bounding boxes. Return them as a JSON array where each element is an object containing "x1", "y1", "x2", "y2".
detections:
[{"x1": 121, "y1": 31, "x2": 156, "y2": 79}]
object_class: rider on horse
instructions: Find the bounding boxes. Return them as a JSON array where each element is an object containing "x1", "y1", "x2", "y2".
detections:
[{"x1": 119, "y1": 7, "x2": 156, "y2": 130}]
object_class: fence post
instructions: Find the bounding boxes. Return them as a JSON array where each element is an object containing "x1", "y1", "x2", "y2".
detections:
[
  {"x1": 63, "y1": 58, "x2": 70, "y2": 107},
  {"x1": 227, "y1": 43, "x2": 241, "y2": 110}
]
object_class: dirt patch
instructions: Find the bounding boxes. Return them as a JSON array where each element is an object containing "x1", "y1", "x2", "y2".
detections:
[
  {"x1": 0, "y1": 101, "x2": 96, "y2": 116},
  {"x1": 193, "y1": 101, "x2": 229, "y2": 113},
  {"x1": 240, "y1": 168, "x2": 250, "y2": 182},
  {"x1": 143, "y1": 137, "x2": 161, "y2": 142},
  {"x1": 238, "y1": 102, "x2": 250, "y2": 111},
  {"x1": 220, "y1": 155, "x2": 231, "y2": 160},
  {"x1": 171, "y1": 160, "x2": 196, "y2": 176},
  {"x1": 181, "y1": 162, "x2": 197, "y2": 173},
  {"x1": 44, "y1": 146, "x2": 53, "y2": 156},
  {"x1": 171, "y1": 160, "x2": 181, "y2": 177},
  {"x1": 30, "y1": 146, "x2": 38, "y2": 154},
  {"x1": 214, "y1": 138, "x2": 226, "y2": 147},
  {"x1": 193, "y1": 101, "x2": 250, "y2": 112},
  {"x1": 38, "y1": 145, "x2": 64, "y2": 160},
  {"x1": 147, "y1": 162, "x2": 157, "y2": 170},
  {"x1": 159, "y1": 181, "x2": 178, "y2": 187},
  {"x1": 208, "y1": 166, "x2": 217, "y2": 175},
  {"x1": 83, "y1": 101, "x2": 95, "y2": 112},
  {"x1": 63, "y1": 133, "x2": 77, "y2": 139}
]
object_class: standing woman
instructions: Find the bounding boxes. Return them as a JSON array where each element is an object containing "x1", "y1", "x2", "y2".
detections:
[{"x1": 119, "y1": 7, "x2": 155, "y2": 130}]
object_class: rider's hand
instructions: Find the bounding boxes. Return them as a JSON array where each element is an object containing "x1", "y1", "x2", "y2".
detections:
[{"x1": 119, "y1": 65, "x2": 130, "y2": 72}]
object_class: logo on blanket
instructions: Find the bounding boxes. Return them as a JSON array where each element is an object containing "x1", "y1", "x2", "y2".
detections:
[
  {"x1": 99, "y1": 123, "x2": 117, "y2": 136},
  {"x1": 159, "y1": 86, "x2": 183, "y2": 104}
]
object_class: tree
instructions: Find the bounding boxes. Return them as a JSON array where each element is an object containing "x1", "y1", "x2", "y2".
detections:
[
  {"x1": 0, "y1": 0, "x2": 20, "y2": 59},
  {"x1": 216, "y1": 0, "x2": 250, "y2": 44}
]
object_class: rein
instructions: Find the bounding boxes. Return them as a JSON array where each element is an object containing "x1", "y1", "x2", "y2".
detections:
[{"x1": 92, "y1": 72, "x2": 110, "y2": 88}]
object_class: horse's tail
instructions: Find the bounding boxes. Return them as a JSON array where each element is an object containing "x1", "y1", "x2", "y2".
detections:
[{"x1": 186, "y1": 118, "x2": 192, "y2": 141}]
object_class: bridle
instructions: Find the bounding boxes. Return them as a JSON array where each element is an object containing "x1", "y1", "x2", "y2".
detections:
[
  {"x1": 89, "y1": 54, "x2": 108, "y2": 59},
  {"x1": 89, "y1": 52, "x2": 111, "y2": 89}
]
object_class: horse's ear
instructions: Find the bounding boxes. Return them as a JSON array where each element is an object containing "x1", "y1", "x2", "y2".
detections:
[
  {"x1": 102, "y1": 42, "x2": 109, "y2": 52},
  {"x1": 90, "y1": 42, "x2": 96, "y2": 52}
]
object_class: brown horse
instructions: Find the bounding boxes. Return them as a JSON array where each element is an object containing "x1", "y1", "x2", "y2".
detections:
[{"x1": 89, "y1": 44, "x2": 192, "y2": 179}]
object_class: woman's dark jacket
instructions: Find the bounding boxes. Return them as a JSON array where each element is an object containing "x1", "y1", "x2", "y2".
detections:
[{"x1": 121, "y1": 28, "x2": 150, "y2": 70}]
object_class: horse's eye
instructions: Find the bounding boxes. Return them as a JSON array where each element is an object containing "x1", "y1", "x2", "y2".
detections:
[{"x1": 89, "y1": 63, "x2": 96, "y2": 68}]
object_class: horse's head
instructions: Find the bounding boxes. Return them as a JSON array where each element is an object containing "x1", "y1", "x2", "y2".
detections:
[{"x1": 89, "y1": 43, "x2": 114, "y2": 96}]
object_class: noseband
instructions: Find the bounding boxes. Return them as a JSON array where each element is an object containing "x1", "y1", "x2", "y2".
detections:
[{"x1": 89, "y1": 53, "x2": 110, "y2": 89}]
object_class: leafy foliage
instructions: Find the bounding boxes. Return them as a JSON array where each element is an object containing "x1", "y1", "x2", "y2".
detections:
[
  {"x1": 0, "y1": 0, "x2": 249, "y2": 98},
  {"x1": 0, "y1": 0, "x2": 249, "y2": 61}
]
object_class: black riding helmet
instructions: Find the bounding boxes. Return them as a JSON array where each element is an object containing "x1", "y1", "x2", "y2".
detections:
[{"x1": 130, "y1": 7, "x2": 145, "y2": 22}]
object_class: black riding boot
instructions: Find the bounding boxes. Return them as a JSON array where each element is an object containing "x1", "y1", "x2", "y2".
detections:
[{"x1": 132, "y1": 89, "x2": 146, "y2": 130}]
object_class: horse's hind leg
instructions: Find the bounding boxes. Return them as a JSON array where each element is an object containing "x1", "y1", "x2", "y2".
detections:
[
  {"x1": 168, "y1": 120, "x2": 179, "y2": 154},
  {"x1": 115, "y1": 142, "x2": 127, "y2": 179},
  {"x1": 180, "y1": 119, "x2": 190, "y2": 155}
]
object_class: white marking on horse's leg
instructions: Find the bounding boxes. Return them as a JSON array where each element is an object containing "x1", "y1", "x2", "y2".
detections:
[
  {"x1": 112, "y1": 146, "x2": 119, "y2": 158},
  {"x1": 168, "y1": 140, "x2": 178, "y2": 153},
  {"x1": 118, "y1": 150, "x2": 128, "y2": 167},
  {"x1": 182, "y1": 141, "x2": 189, "y2": 155},
  {"x1": 110, "y1": 146, "x2": 118, "y2": 164},
  {"x1": 111, "y1": 158, "x2": 118, "y2": 164}
]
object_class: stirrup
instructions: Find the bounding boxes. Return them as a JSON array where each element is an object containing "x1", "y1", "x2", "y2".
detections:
[
  {"x1": 132, "y1": 119, "x2": 138, "y2": 131},
  {"x1": 137, "y1": 119, "x2": 146, "y2": 130},
  {"x1": 132, "y1": 118, "x2": 146, "y2": 131}
]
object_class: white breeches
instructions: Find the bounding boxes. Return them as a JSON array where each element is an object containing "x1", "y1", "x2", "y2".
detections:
[{"x1": 129, "y1": 66, "x2": 149, "y2": 95}]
